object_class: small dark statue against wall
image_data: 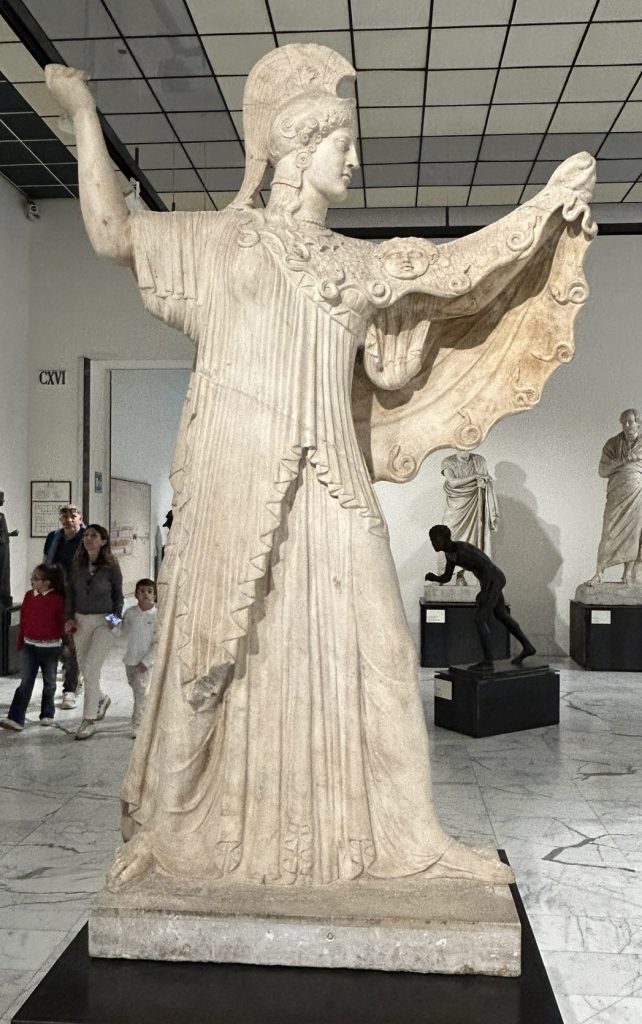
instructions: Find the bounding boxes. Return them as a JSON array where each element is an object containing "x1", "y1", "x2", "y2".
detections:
[
  {"x1": 0, "y1": 491, "x2": 19, "y2": 608},
  {"x1": 426, "y1": 524, "x2": 536, "y2": 672}
]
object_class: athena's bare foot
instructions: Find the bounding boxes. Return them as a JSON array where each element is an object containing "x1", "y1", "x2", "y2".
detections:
[
  {"x1": 106, "y1": 832, "x2": 154, "y2": 890},
  {"x1": 45, "y1": 64, "x2": 94, "y2": 117},
  {"x1": 429, "y1": 839, "x2": 514, "y2": 885},
  {"x1": 587, "y1": 573, "x2": 602, "y2": 587},
  {"x1": 622, "y1": 570, "x2": 633, "y2": 585}
]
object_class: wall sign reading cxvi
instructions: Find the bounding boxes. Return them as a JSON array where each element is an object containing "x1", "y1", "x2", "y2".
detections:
[{"x1": 38, "y1": 370, "x2": 67, "y2": 386}]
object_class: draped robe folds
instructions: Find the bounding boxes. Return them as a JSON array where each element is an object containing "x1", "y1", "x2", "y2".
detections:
[
  {"x1": 120, "y1": 176, "x2": 592, "y2": 886},
  {"x1": 597, "y1": 432, "x2": 642, "y2": 571},
  {"x1": 441, "y1": 454, "x2": 499, "y2": 553}
]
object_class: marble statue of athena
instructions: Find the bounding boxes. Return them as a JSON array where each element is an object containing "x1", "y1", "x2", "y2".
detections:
[{"x1": 46, "y1": 45, "x2": 595, "y2": 895}]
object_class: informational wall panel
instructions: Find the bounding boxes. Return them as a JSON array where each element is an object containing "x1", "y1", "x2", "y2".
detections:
[{"x1": 110, "y1": 477, "x2": 151, "y2": 597}]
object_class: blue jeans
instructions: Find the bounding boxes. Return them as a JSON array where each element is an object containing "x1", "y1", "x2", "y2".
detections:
[{"x1": 7, "y1": 644, "x2": 61, "y2": 725}]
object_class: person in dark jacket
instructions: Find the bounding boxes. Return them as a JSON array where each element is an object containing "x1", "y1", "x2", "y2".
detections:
[{"x1": 44, "y1": 504, "x2": 85, "y2": 708}]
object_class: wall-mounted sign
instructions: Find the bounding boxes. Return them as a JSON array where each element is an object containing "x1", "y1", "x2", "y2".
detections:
[
  {"x1": 30, "y1": 480, "x2": 72, "y2": 538},
  {"x1": 95, "y1": 472, "x2": 103, "y2": 493},
  {"x1": 38, "y1": 369, "x2": 67, "y2": 386}
]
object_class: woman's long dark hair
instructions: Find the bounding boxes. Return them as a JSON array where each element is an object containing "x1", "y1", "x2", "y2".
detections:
[
  {"x1": 73, "y1": 523, "x2": 119, "y2": 570},
  {"x1": 34, "y1": 562, "x2": 65, "y2": 596}
]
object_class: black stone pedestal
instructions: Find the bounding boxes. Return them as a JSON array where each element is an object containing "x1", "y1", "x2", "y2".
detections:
[
  {"x1": 570, "y1": 599, "x2": 642, "y2": 670},
  {"x1": 12, "y1": 855, "x2": 562, "y2": 1024},
  {"x1": 420, "y1": 599, "x2": 510, "y2": 667},
  {"x1": 434, "y1": 660, "x2": 560, "y2": 738},
  {"x1": 0, "y1": 603, "x2": 20, "y2": 675}
]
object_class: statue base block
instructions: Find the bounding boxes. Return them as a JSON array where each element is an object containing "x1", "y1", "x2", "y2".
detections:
[
  {"x1": 13, "y1": 855, "x2": 565, "y2": 1024},
  {"x1": 434, "y1": 660, "x2": 560, "y2": 738},
  {"x1": 570, "y1": 598, "x2": 642, "y2": 670},
  {"x1": 419, "y1": 598, "x2": 510, "y2": 667},
  {"x1": 88, "y1": 852, "x2": 519, "y2": 976}
]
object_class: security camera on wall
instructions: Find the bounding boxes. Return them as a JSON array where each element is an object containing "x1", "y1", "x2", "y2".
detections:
[{"x1": 25, "y1": 201, "x2": 41, "y2": 222}]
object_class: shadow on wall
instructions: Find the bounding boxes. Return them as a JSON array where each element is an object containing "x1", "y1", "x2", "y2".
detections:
[{"x1": 492, "y1": 461, "x2": 565, "y2": 656}]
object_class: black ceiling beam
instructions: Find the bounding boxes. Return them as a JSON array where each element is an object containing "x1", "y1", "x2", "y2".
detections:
[
  {"x1": 0, "y1": 0, "x2": 165, "y2": 211},
  {"x1": 335, "y1": 221, "x2": 642, "y2": 240}
]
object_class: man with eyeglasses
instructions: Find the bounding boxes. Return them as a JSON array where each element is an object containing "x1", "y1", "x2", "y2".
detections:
[{"x1": 44, "y1": 504, "x2": 85, "y2": 708}]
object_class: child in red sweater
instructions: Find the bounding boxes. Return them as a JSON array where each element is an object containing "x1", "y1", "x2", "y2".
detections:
[{"x1": 1, "y1": 564, "x2": 66, "y2": 731}]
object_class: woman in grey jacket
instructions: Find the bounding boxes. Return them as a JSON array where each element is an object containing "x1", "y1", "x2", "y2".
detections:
[{"x1": 66, "y1": 525, "x2": 123, "y2": 740}]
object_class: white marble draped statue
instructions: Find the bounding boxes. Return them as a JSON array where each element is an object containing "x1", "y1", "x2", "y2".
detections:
[
  {"x1": 588, "y1": 409, "x2": 642, "y2": 586},
  {"x1": 46, "y1": 45, "x2": 595, "y2": 895},
  {"x1": 440, "y1": 452, "x2": 498, "y2": 585}
]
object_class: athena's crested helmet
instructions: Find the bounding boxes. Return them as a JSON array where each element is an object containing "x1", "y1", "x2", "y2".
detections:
[{"x1": 232, "y1": 43, "x2": 357, "y2": 207}]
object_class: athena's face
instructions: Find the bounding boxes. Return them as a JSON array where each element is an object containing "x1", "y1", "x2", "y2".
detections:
[{"x1": 303, "y1": 128, "x2": 359, "y2": 204}]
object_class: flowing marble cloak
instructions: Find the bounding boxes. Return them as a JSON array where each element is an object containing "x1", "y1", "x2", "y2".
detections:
[
  {"x1": 440, "y1": 453, "x2": 498, "y2": 553},
  {"x1": 596, "y1": 432, "x2": 642, "y2": 570},
  {"x1": 120, "y1": 169, "x2": 592, "y2": 885}
]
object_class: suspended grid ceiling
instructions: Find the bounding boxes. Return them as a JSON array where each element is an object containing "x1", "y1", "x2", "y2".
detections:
[{"x1": 0, "y1": 0, "x2": 642, "y2": 230}]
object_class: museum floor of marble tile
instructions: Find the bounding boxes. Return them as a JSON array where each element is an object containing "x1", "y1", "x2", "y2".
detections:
[{"x1": 0, "y1": 647, "x2": 640, "y2": 1024}]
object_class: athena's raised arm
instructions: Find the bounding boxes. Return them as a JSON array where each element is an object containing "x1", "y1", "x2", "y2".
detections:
[{"x1": 45, "y1": 65, "x2": 132, "y2": 266}]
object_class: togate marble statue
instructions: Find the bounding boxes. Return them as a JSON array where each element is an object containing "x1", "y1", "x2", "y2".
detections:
[
  {"x1": 438, "y1": 451, "x2": 498, "y2": 586},
  {"x1": 586, "y1": 409, "x2": 642, "y2": 588},
  {"x1": 46, "y1": 44, "x2": 595, "y2": 972}
]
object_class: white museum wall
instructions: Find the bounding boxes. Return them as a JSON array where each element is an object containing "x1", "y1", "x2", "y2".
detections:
[
  {"x1": 110, "y1": 367, "x2": 190, "y2": 572},
  {"x1": 24, "y1": 201, "x2": 193, "y2": 581},
  {"x1": 0, "y1": 177, "x2": 30, "y2": 601},
  {"x1": 14, "y1": 199, "x2": 642, "y2": 653}
]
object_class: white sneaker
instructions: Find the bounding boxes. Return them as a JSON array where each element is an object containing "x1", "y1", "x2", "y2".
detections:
[
  {"x1": 61, "y1": 692, "x2": 76, "y2": 709},
  {"x1": 40, "y1": 717, "x2": 55, "y2": 727},
  {"x1": 0, "y1": 718, "x2": 24, "y2": 732},
  {"x1": 75, "y1": 719, "x2": 96, "y2": 740},
  {"x1": 96, "y1": 695, "x2": 111, "y2": 721}
]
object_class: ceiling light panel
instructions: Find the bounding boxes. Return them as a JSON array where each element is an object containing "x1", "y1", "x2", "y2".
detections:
[
  {"x1": 432, "y1": 0, "x2": 513, "y2": 26},
  {"x1": 0, "y1": 41, "x2": 43, "y2": 81},
  {"x1": 351, "y1": 0, "x2": 430, "y2": 29},
  {"x1": 513, "y1": 0, "x2": 597, "y2": 22},
  {"x1": 105, "y1": 113, "x2": 176, "y2": 143},
  {"x1": 417, "y1": 185, "x2": 470, "y2": 205},
  {"x1": 562, "y1": 65, "x2": 640, "y2": 101},
  {"x1": 599, "y1": 131, "x2": 642, "y2": 157},
  {"x1": 276, "y1": 32, "x2": 353, "y2": 63},
  {"x1": 184, "y1": 140, "x2": 246, "y2": 166},
  {"x1": 612, "y1": 102, "x2": 642, "y2": 132},
  {"x1": 267, "y1": 0, "x2": 350, "y2": 31},
  {"x1": 473, "y1": 161, "x2": 532, "y2": 184},
  {"x1": 21, "y1": 0, "x2": 117, "y2": 38},
  {"x1": 105, "y1": 0, "x2": 196, "y2": 36},
  {"x1": 423, "y1": 105, "x2": 488, "y2": 136},
  {"x1": 538, "y1": 132, "x2": 606, "y2": 158},
  {"x1": 419, "y1": 162, "x2": 475, "y2": 185},
  {"x1": 202, "y1": 34, "x2": 274, "y2": 76},
  {"x1": 425, "y1": 70, "x2": 496, "y2": 106},
  {"x1": 56, "y1": 38, "x2": 140, "y2": 78},
  {"x1": 365, "y1": 163, "x2": 417, "y2": 187},
  {"x1": 186, "y1": 0, "x2": 273, "y2": 34},
  {"x1": 594, "y1": 0, "x2": 642, "y2": 19},
  {"x1": 494, "y1": 67, "x2": 568, "y2": 104},
  {"x1": 354, "y1": 29, "x2": 428, "y2": 69},
  {"x1": 127, "y1": 143, "x2": 192, "y2": 169},
  {"x1": 148, "y1": 76, "x2": 225, "y2": 112},
  {"x1": 548, "y1": 102, "x2": 622, "y2": 133},
  {"x1": 578, "y1": 22, "x2": 642, "y2": 64},
  {"x1": 480, "y1": 133, "x2": 543, "y2": 159},
  {"x1": 90, "y1": 78, "x2": 160, "y2": 114},
  {"x1": 469, "y1": 184, "x2": 524, "y2": 204},
  {"x1": 168, "y1": 111, "x2": 237, "y2": 142},
  {"x1": 357, "y1": 70, "x2": 425, "y2": 107},
  {"x1": 127, "y1": 36, "x2": 210, "y2": 77},
  {"x1": 360, "y1": 136, "x2": 421, "y2": 163},
  {"x1": 502, "y1": 24, "x2": 585, "y2": 67},
  {"x1": 486, "y1": 103, "x2": 555, "y2": 134},
  {"x1": 366, "y1": 186, "x2": 417, "y2": 206},
  {"x1": 216, "y1": 76, "x2": 245, "y2": 111},
  {"x1": 429, "y1": 27, "x2": 505, "y2": 69},
  {"x1": 359, "y1": 107, "x2": 423, "y2": 136}
]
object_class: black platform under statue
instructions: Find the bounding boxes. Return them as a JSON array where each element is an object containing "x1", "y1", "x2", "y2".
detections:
[{"x1": 425, "y1": 524, "x2": 536, "y2": 673}]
